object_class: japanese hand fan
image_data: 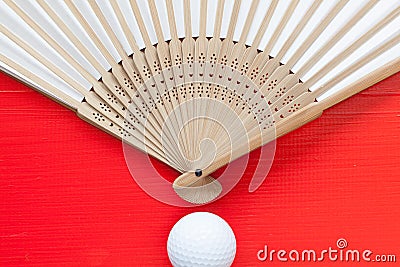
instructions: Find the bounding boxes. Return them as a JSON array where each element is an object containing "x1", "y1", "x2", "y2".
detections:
[{"x1": 0, "y1": 0, "x2": 399, "y2": 205}]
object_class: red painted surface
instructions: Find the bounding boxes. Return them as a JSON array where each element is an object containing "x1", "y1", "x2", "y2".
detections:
[{"x1": 0, "y1": 72, "x2": 399, "y2": 266}]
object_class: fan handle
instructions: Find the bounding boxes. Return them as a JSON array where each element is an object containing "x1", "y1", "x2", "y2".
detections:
[{"x1": 173, "y1": 102, "x2": 323, "y2": 198}]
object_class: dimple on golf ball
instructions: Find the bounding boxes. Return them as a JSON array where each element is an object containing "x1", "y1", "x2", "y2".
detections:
[{"x1": 167, "y1": 212, "x2": 236, "y2": 267}]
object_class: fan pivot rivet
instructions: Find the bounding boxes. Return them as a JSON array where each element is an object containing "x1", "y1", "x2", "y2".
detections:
[{"x1": 195, "y1": 169, "x2": 203, "y2": 177}]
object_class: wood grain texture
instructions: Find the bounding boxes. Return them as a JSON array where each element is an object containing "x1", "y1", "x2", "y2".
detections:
[{"x1": 0, "y1": 72, "x2": 399, "y2": 266}]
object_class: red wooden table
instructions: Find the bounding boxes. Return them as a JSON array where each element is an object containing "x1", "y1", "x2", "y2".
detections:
[{"x1": 0, "y1": 72, "x2": 399, "y2": 266}]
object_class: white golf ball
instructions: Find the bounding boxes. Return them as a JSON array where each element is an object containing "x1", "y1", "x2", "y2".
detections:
[{"x1": 167, "y1": 212, "x2": 236, "y2": 267}]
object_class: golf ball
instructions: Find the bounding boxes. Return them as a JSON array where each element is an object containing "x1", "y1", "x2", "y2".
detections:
[{"x1": 167, "y1": 212, "x2": 236, "y2": 267}]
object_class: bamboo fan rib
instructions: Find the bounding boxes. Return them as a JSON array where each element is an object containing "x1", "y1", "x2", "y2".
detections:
[{"x1": 0, "y1": 0, "x2": 399, "y2": 205}]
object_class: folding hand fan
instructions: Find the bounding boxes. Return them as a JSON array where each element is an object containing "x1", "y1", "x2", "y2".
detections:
[{"x1": 0, "y1": 0, "x2": 399, "y2": 205}]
